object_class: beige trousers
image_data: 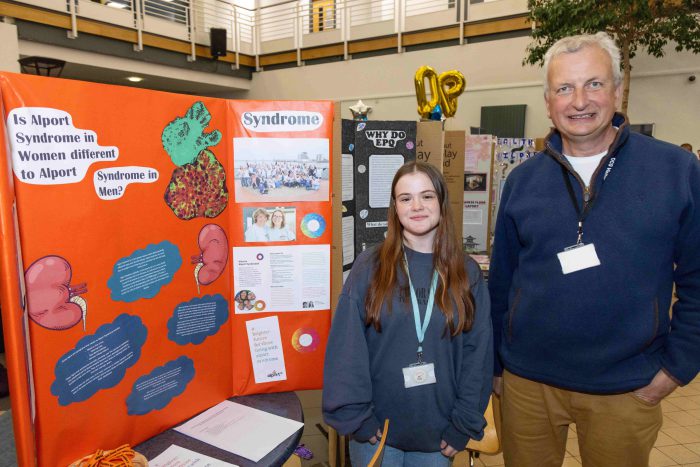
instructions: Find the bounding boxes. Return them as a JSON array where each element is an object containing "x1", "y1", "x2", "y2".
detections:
[{"x1": 501, "y1": 370, "x2": 662, "y2": 467}]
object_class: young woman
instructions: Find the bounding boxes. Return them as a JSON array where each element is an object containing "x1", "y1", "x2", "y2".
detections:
[
  {"x1": 323, "y1": 161, "x2": 492, "y2": 466},
  {"x1": 268, "y1": 208, "x2": 296, "y2": 241},
  {"x1": 244, "y1": 208, "x2": 270, "y2": 242}
]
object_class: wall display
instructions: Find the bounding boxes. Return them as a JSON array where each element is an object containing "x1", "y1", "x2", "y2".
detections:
[
  {"x1": 490, "y1": 137, "x2": 535, "y2": 241},
  {"x1": 340, "y1": 119, "x2": 356, "y2": 278},
  {"x1": 463, "y1": 135, "x2": 494, "y2": 254},
  {"x1": 415, "y1": 121, "x2": 444, "y2": 169},
  {"x1": 0, "y1": 73, "x2": 333, "y2": 466},
  {"x1": 442, "y1": 131, "x2": 465, "y2": 239},
  {"x1": 353, "y1": 121, "x2": 416, "y2": 255}
]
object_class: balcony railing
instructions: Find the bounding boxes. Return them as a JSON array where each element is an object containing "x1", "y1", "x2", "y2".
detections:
[{"x1": 18, "y1": 0, "x2": 528, "y2": 69}]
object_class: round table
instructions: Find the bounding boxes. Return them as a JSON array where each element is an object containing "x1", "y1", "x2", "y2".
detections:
[{"x1": 135, "y1": 392, "x2": 304, "y2": 467}]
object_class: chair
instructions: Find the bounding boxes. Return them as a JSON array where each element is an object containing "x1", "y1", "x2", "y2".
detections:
[
  {"x1": 453, "y1": 394, "x2": 502, "y2": 466},
  {"x1": 282, "y1": 453, "x2": 302, "y2": 467},
  {"x1": 367, "y1": 419, "x2": 390, "y2": 467}
]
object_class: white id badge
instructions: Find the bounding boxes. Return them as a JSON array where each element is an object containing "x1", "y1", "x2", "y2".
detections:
[
  {"x1": 557, "y1": 243, "x2": 601, "y2": 274},
  {"x1": 402, "y1": 362, "x2": 437, "y2": 388}
]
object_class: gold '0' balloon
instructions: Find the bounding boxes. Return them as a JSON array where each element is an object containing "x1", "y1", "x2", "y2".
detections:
[
  {"x1": 414, "y1": 66, "x2": 467, "y2": 119},
  {"x1": 414, "y1": 66, "x2": 441, "y2": 119}
]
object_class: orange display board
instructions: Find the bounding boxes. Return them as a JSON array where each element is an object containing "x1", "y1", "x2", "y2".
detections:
[{"x1": 0, "y1": 72, "x2": 332, "y2": 466}]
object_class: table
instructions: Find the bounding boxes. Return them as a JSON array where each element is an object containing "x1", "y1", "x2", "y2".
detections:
[{"x1": 135, "y1": 392, "x2": 304, "y2": 467}]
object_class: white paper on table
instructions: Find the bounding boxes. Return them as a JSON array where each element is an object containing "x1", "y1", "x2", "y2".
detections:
[
  {"x1": 174, "y1": 400, "x2": 304, "y2": 463},
  {"x1": 149, "y1": 444, "x2": 239, "y2": 467},
  {"x1": 246, "y1": 316, "x2": 287, "y2": 384}
]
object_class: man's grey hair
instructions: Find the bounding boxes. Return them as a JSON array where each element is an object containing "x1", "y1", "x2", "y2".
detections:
[{"x1": 543, "y1": 32, "x2": 623, "y2": 93}]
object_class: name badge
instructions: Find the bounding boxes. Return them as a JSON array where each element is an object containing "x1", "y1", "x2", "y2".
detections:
[
  {"x1": 557, "y1": 243, "x2": 601, "y2": 274},
  {"x1": 402, "y1": 362, "x2": 436, "y2": 388}
]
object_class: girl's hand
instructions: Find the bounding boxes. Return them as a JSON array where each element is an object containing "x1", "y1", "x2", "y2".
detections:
[
  {"x1": 440, "y1": 440, "x2": 458, "y2": 457},
  {"x1": 369, "y1": 428, "x2": 383, "y2": 445}
]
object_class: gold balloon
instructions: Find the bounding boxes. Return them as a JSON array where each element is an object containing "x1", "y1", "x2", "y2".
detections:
[
  {"x1": 414, "y1": 66, "x2": 467, "y2": 119},
  {"x1": 438, "y1": 70, "x2": 466, "y2": 118},
  {"x1": 414, "y1": 65, "x2": 440, "y2": 119}
]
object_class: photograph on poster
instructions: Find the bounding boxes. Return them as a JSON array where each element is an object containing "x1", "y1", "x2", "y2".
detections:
[
  {"x1": 243, "y1": 206, "x2": 297, "y2": 243},
  {"x1": 234, "y1": 137, "x2": 329, "y2": 202},
  {"x1": 464, "y1": 173, "x2": 487, "y2": 192}
]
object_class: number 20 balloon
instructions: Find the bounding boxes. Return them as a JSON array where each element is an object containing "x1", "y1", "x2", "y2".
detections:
[{"x1": 414, "y1": 66, "x2": 466, "y2": 119}]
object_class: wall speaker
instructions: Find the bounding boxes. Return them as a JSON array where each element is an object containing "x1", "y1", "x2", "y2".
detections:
[{"x1": 210, "y1": 28, "x2": 227, "y2": 59}]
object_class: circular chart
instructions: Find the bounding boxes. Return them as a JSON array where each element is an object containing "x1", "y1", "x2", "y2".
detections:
[
  {"x1": 301, "y1": 213, "x2": 326, "y2": 238},
  {"x1": 291, "y1": 327, "x2": 320, "y2": 353}
]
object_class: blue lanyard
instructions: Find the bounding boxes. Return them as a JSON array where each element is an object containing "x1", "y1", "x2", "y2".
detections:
[{"x1": 403, "y1": 252, "x2": 438, "y2": 362}]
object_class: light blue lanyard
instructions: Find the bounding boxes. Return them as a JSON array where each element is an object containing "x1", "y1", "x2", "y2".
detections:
[{"x1": 403, "y1": 252, "x2": 438, "y2": 362}]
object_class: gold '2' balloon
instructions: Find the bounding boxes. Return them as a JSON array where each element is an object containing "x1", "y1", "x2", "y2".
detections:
[{"x1": 414, "y1": 66, "x2": 466, "y2": 119}]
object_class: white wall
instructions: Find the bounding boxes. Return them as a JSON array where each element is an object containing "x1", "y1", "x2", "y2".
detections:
[
  {"x1": 0, "y1": 22, "x2": 21, "y2": 73},
  {"x1": 247, "y1": 35, "x2": 700, "y2": 148}
]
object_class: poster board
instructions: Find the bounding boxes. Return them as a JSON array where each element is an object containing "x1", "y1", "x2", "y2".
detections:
[
  {"x1": 340, "y1": 119, "x2": 356, "y2": 282},
  {"x1": 353, "y1": 121, "x2": 416, "y2": 254},
  {"x1": 415, "y1": 121, "x2": 444, "y2": 170},
  {"x1": 443, "y1": 130, "x2": 465, "y2": 240},
  {"x1": 463, "y1": 135, "x2": 493, "y2": 254},
  {"x1": 490, "y1": 137, "x2": 536, "y2": 242},
  {"x1": 0, "y1": 72, "x2": 333, "y2": 466}
]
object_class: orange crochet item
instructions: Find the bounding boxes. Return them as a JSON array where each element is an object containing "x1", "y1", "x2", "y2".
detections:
[{"x1": 68, "y1": 444, "x2": 148, "y2": 467}]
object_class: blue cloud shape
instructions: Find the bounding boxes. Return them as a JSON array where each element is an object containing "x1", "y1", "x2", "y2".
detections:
[
  {"x1": 51, "y1": 314, "x2": 147, "y2": 406},
  {"x1": 126, "y1": 356, "x2": 195, "y2": 416},
  {"x1": 167, "y1": 294, "x2": 229, "y2": 345},
  {"x1": 107, "y1": 240, "x2": 182, "y2": 302}
]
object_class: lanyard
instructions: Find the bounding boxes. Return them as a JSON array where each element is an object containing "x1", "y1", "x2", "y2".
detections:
[
  {"x1": 403, "y1": 252, "x2": 438, "y2": 363},
  {"x1": 560, "y1": 153, "x2": 617, "y2": 245}
]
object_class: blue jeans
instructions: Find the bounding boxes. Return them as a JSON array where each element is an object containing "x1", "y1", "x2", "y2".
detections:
[{"x1": 349, "y1": 440, "x2": 451, "y2": 467}]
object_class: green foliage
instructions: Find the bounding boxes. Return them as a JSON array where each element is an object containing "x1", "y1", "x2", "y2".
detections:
[
  {"x1": 525, "y1": 0, "x2": 700, "y2": 112},
  {"x1": 525, "y1": 0, "x2": 700, "y2": 68}
]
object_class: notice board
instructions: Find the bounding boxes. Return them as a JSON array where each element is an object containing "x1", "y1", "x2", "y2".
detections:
[{"x1": 0, "y1": 72, "x2": 333, "y2": 466}]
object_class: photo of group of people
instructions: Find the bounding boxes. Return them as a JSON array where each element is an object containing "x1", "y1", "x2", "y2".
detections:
[
  {"x1": 234, "y1": 289, "x2": 257, "y2": 311},
  {"x1": 244, "y1": 206, "x2": 297, "y2": 243},
  {"x1": 233, "y1": 138, "x2": 330, "y2": 202},
  {"x1": 238, "y1": 161, "x2": 323, "y2": 193}
]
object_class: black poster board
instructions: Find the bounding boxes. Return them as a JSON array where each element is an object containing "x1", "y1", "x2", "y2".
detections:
[{"x1": 353, "y1": 121, "x2": 417, "y2": 255}]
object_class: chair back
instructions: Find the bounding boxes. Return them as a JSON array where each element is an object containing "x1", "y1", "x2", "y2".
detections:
[
  {"x1": 367, "y1": 419, "x2": 390, "y2": 467},
  {"x1": 465, "y1": 394, "x2": 502, "y2": 455}
]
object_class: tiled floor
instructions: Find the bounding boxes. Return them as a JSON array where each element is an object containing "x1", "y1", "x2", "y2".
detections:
[{"x1": 296, "y1": 374, "x2": 700, "y2": 467}]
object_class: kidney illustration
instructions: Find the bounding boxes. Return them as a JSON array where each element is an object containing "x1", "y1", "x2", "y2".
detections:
[
  {"x1": 25, "y1": 256, "x2": 87, "y2": 331},
  {"x1": 191, "y1": 224, "x2": 228, "y2": 293}
]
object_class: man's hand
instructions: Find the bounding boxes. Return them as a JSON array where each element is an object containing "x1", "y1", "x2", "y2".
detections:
[
  {"x1": 493, "y1": 376, "x2": 503, "y2": 396},
  {"x1": 440, "y1": 440, "x2": 458, "y2": 457},
  {"x1": 633, "y1": 370, "x2": 679, "y2": 405},
  {"x1": 368, "y1": 428, "x2": 383, "y2": 445}
]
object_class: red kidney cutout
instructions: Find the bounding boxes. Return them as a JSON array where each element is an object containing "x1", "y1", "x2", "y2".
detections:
[
  {"x1": 192, "y1": 224, "x2": 228, "y2": 286},
  {"x1": 25, "y1": 256, "x2": 87, "y2": 330}
]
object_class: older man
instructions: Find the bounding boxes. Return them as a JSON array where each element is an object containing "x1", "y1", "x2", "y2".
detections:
[{"x1": 489, "y1": 32, "x2": 700, "y2": 467}]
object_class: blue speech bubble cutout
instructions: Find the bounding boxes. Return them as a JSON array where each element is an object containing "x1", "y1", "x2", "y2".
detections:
[
  {"x1": 51, "y1": 314, "x2": 147, "y2": 406},
  {"x1": 108, "y1": 240, "x2": 182, "y2": 302},
  {"x1": 126, "y1": 355, "x2": 195, "y2": 415},
  {"x1": 167, "y1": 294, "x2": 229, "y2": 345}
]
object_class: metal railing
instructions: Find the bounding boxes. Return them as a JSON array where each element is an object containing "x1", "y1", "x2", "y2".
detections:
[{"x1": 28, "y1": 0, "x2": 528, "y2": 69}]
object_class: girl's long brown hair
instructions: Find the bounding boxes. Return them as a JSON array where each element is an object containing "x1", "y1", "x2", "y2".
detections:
[{"x1": 365, "y1": 161, "x2": 474, "y2": 335}]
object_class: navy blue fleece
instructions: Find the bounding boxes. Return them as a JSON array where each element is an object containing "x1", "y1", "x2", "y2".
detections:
[{"x1": 489, "y1": 113, "x2": 700, "y2": 393}]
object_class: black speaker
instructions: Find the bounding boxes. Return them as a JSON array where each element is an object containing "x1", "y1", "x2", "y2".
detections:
[{"x1": 210, "y1": 28, "x2": 227, "y2": 59}]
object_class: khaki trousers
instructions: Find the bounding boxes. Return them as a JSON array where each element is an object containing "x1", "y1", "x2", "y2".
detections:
[{"x1": 501, "y1": 370, "x2": 662, "y2": 467}]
